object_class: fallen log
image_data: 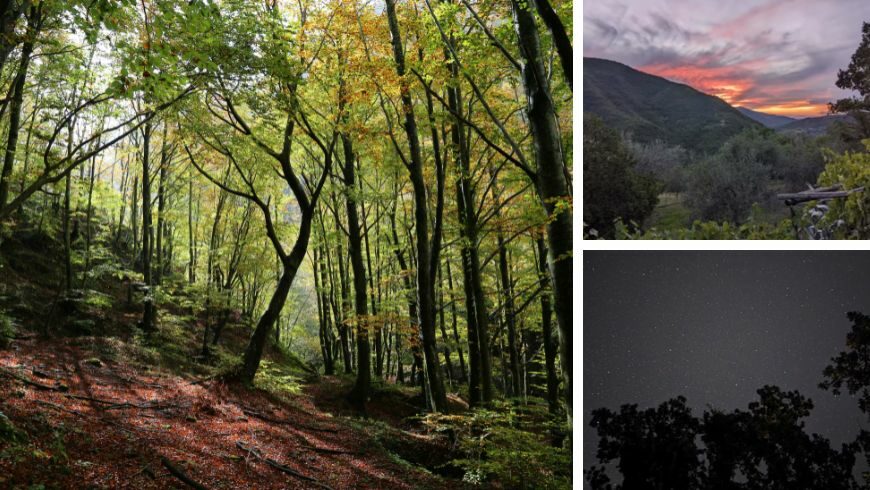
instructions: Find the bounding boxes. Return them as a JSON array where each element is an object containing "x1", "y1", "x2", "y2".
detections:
[
  {"x1": 777, "y1": 186, "x2": 864, "y2": 205},
  {"x1": 161, "y1": 457, "x2": 209, "y2": 490},
  {"x1": 236, "y1": 441, "x2": 334, "y2": 490}
]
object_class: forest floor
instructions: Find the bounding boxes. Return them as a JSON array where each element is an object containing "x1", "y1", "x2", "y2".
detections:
[
  {"x1": 0, "y1": 228, "x2": 468, "y2": 489},
  {"x1": 0, "y1": 335, "x2": 459, "y2": 489}
]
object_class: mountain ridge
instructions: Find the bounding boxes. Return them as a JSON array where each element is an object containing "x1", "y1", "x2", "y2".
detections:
[
  {"x1": 735, "y1": 106, "x2": 797, "y2": 129},
  {"x1": 583, "y1": 57, "x2": 762, "y2": 153}
]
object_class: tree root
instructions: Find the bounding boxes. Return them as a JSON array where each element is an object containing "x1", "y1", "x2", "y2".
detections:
[
  {"x1": 0, "y1": 366, "x2": 67, "y2": 391},
  {"x1": 161, "y1": 456, "x2": 209, "y2": 490},
  {"x1": 236, "y1": 440, "x2": 334, "y2": 490},
  {"x1": 241, "y1": 408, "x2": 339, "y2": 433},
  {"x1": 299, "y1": 443, "x2": 359, "y2": 456}
]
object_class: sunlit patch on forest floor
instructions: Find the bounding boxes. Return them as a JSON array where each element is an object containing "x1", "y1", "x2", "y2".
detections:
[{"x1": 0, "y1": 337, "x2": 452, "y2": 489}]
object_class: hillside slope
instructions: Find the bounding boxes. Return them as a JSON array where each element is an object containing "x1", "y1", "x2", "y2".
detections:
[
  {"x1": 736, "y1": 107, "x2": 797, "y2": 129},
  {"x1": 778, "y1": 114, "x2": 852, "y2": 136},
  {"x1": 584, "y1": 57, "x2": 761, "y2": 153},
  {"x1": 0, "y1": 228, "x2": 458, "y2": 490}
]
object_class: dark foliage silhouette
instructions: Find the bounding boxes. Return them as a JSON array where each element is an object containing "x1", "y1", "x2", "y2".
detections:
[{"x1": 589, "y1": 310, "x2": 870, "y2": 489}]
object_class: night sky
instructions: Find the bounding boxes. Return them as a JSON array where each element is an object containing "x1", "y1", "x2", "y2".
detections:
[{"x1": 583, "y1": 251, "x2": 870, "y2": 473}]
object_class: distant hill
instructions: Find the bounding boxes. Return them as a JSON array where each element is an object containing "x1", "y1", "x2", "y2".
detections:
[
  {"x1": 583, "y1": 57, "x2": 761, "y2": 153},
  {"x1": 735, "y1": 107, "x2": 796, "y2": 129},
  {"x1": 777, "y1": 114, "x2": 853, "y2": 136}
]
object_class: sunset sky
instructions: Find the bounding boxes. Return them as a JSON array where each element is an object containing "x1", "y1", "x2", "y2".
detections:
[{"x1": 584, "y1": 0, "x2": 870, "y2": 117}]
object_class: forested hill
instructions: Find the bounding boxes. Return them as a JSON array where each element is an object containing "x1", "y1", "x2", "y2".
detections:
[{"x1": 584, "y1": 57, "x2": 761, "y2": 153}]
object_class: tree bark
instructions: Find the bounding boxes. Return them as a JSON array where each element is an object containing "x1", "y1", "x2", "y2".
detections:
[
  {"x1": 155, "y1": 123, "x2": 169, "y2": 285},
  {"x1": 0, "y1": 5, "x2": 37, "y2": 208},
  {"x1": 141, "y1": 121, "x2": 155, "y2": 333},
  {"x1": 510, "y1": 0, "x2": 573, "y2": 428},
  {"x1": 238, "y1": 210, "x2": 313, "y2": 383},
  {"x1": 498, "y1": 234, "x2": 520, "y2": 397},
  {"x1": 445, "y1": 260, "x2": 466, "y2": 381},
  {"x1": 384, "y1": 0, "x2": 447, "y2": 413},
  {"x1": 537, "y1": 237, "x2": 559, "y2": 415},
  {"x1": 343, "y1": 131, "x2": 371, "y2": 407},
  {"x1": 188, "y1": 170, "x2": 196, "y2": 283},
  {"x1": 534, "y1": 0, "x2": 572, "y2": 91},
  {"x1": 0, "y1": 1, "x2": 30, "y2": 81}
]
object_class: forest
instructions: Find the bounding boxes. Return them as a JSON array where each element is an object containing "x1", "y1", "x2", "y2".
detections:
[{"x1": 0, "y1": 0, "x2": 573, "y2": 488}]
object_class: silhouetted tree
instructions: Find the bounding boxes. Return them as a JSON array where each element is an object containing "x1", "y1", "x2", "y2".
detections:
[
  {"x1": 588, "y1": 396, "x2": 702, "y2": 490},
  {"x1": 588, "y1": 387, "x2": 858, "y2": 489},
  {"x1": 703, "y1": 386, "x2": 856, "y2": 490},
  {"x1": 821, "y1": 311, "x2": 870, "y2": 413}
]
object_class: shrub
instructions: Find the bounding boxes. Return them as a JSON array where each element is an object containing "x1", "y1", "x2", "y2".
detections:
[
  {"x1": 814, "y1": 141, "x2": 870, "y2": 238},
  {"x1": 422, "y1": 402, "x2": 570, "y2": 488},
  {"x1": 584, "y1": 114, "x2": 661, "y2": 238}
]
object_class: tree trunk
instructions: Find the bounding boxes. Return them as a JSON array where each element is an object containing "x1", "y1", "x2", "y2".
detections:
[
  {"x1": 438, "y1": 265, "x2": 454, "y2": 389},
  {"x1": 82, "y1": 154, "x2": 97, "y2": 288},
  {"x1": 498, "y1": 234, "x2": 521, "y2": 397},
  {"x1": 188, "y1": 170, "x2": 196, "y2": 283},
  {"x1": 510, "y1": 0, "x2": 573, "y2": 428},
  {"x1": 63, "y1": 174, "x2": 72, "y2": 292},
  {"x1": 537, "y1": 237, "x2": 559, "y2": 415},
  {"x1": 132, "y1": 174, "x2": 139, "y2": 259},
  {"x1": 0, "y1": 2, "x2": 30, "y2": 77},
  {"x1": 445, "y1": 260, "x2": 466, "y2": 381},
  {"x1": 384, "y1": 0, "x2": 447, "y2": 413},
  {"x1": 141, "y1": 121, "x2": 155, "y2": 333},
  {"x1": 314, "y1": 246, "x2": 335, "y2": 375},
  {"x1": 238, "y1": 212, "x2": 313, "y2": 383},
  {"x1": 343, "y1": 132, "x2": 371, "y2": 407},
  {"x1": 155, "y1": 123, "x2": 168, "y2": 285},
  {"x1": 333, "y1": 210, "x2": 353, "y2": 374},
  {"x1": 0, "y1": 7, "x2": 37, "y2": 208},
  {"x1": 534, "y1": 0, "x2": 572, "y2": 91}
]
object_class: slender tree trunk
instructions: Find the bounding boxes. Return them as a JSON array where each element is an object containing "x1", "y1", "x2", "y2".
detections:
[
  {"x1": 63, "y1": 173, "x2": 72, "y2": 291},
  {"x1": 82, "y1": 154, "x2": 97, "y2": 288},
  {"x1": 238, "y1": 212, "x2": 313, "y2": 383},
  {"x1": 115, "y1": 157, "x2": 129, "y2": 247},
  {"x1": 141, "y1": 121, "x2": 155, "y2": 333},
  {"x1": 384, "y1": 0, "x2": 447, "y2": 413},
  {"x1": 360, "y1": 179, "x2": 383, "y2": 379},
  {"x1": 132, "y1": 174, "x2": 139, "y2": 260},
  {"x1": 314, "y1": 247, "x2": 335, "y2": 375},
  {"x1": 188, "y1": 171, "x2": 196, "y2": 283},
  {"x1": 443, "y1": 29, "x2": 493, "y2": 404},
  {"x1": 446, "y1": 260, "x2": 466, "y2": 381},
  {"x1": 537, "y1": 237, "x2": 559, "y2": 414},
  {"x1": 492, "y1": 174, "x2": 520, "y2": 397},
  {"x1": 534, "y1": 0, "x2": 572, "y2": 91},
  {"x1": 18, "y1": 103, "x2": 38, "y2": 195},
  {"x1": 0, "y1": 7, "x2": 36, "y2": 208},
  {"x1": 511, "y1": 0, "x2": 573, "y2": 428},
  {"x1": 0, "y1": 2, "x2": 30, "y2": 76},
  {"x1": 438, "y1": 264, "x2": 454, "y2": 389},
  {"x1": 155, "y1": 124, "x2": 168, "y2": 285},
  {"x1": 343, "y1": 131, "x2": 371, "y2": 407}
]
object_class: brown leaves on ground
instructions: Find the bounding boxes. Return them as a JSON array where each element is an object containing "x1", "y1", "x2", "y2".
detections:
[{"x1": 0, "y1": 338, "x2": 451, "y2": 489}]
